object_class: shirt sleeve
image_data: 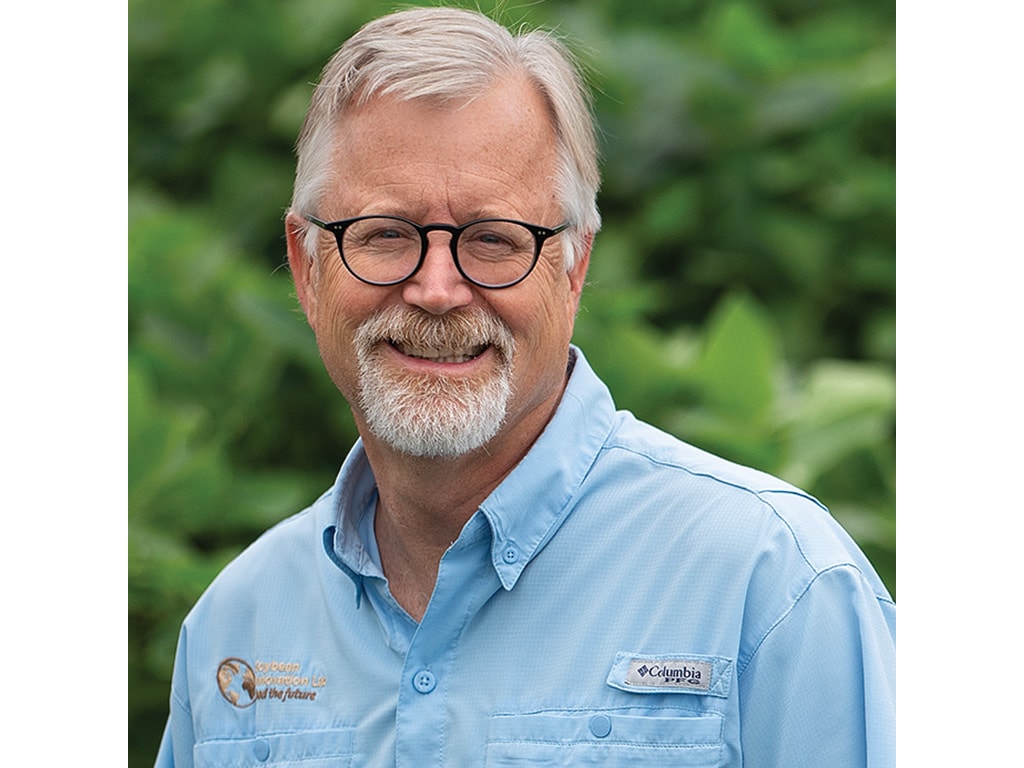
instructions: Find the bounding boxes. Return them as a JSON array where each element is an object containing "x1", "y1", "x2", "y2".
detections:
[
  {"x1": 737, "y1": 564, "x2": 896, "y2": 768},
  {"x1": 153, "y1": 627, "x2": 196, "y2": 768}
]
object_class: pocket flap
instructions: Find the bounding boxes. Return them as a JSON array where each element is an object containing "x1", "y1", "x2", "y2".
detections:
[
  {"x1": 606, "y1": 652, "x2": 733, "y2": 698},
  {"x1": 486, "y1": 711, "x2": 724, "y2": 766},
  {"x1": 194, "y1": 728, "x2": 353, "y2": 767}
]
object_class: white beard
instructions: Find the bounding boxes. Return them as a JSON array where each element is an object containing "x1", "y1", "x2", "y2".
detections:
[{"x1": 354, "y1": 306, "x2": 516, "y2": 458}]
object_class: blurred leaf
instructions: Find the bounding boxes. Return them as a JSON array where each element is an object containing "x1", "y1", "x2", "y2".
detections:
[
  {"x1": 703, "y1": 0, "x2": 790, "y2": 78},
  {"x1": 780, "y1": 359, "x2": 896, "y2": 490},
  {"x1": 694, "y1": 292, "x2": 778, "y2": 419},
  {"x1": 643, "y1": 180, "x2": 703, "y2": 243}
]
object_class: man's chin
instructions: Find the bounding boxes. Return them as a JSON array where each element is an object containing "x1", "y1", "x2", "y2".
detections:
[
  {"x1": 358, "y1": 364, "x2": 511, "y2": 458},
  {"x1": 366, "y1": 411, "x2": 506, "y2": 459}
]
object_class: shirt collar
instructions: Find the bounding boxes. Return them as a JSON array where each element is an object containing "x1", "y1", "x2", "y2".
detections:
[
  {"x1": 478, "y1": 347, "x2": 615, "y2": 588},
  {"x1": 322, "y1": 346, "x2": 617, "y2": 592},
  {"x1": 321, "y1": 445, "x2": 383, "y2": 598}
]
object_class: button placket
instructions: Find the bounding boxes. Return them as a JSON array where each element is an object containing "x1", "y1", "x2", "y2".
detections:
[{"x1": 393, "y1": 513, "x2": 502, "y2": 767}]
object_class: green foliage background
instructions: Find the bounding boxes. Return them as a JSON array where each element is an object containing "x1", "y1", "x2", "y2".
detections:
[{"x1": 128, "y1": 0, "x2": 895, "y2": 763}]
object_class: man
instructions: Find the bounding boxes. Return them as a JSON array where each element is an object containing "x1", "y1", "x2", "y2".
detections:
[{"x1": 156, "y1": 7, "x2": 895, "y2": 767}]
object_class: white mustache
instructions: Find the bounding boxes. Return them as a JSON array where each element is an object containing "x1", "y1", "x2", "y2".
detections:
[{"x1": 355, "y1": 306, "x2": 515, "y2": 364}]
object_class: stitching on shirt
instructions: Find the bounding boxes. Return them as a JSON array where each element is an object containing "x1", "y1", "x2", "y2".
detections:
[
  {"x1": 169, "y1": 685, "x2": 191, "y2": 715},
  {"x1": 199, "y1": 748, "x2": 352, "y2": 765},
  {"x1": 194, "y1": 726, "x2": 357, "y2": 768},
  {"x1": 486, "y1": 710, "x2": 725, "y2": 749},
  {"x1": 599, "y1": 439, "x2": 825, "y2": 508},
  {"x1": 202, "y1": 725, "x2": 355, "y2": 738},
  {"x1": 491, "y1": 704, "x2": 721, "y2": 718},
  {"x1": 598, "y1": 442, "x2": 886, "y2": 592},
  {"x1": 430, "y1": 558, "x2": 496, "y2": 765},
  {"x1": 487, "y1": 738, "x2": 719, "y2": 749},
  {"x1": 599, "y1": 442, "x2": 823, "y2": 569},
  {"x1": 736, "y1": 563, "x2": 874, "y2": 678}
]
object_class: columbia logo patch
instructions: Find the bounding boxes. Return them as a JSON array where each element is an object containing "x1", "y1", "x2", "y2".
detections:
[
  {"x1": 607, "y1": 652, "x2": 733, "y2": 698},
  {"x1": 627, "y1": 659, "x2": 712, "y2": 690}
]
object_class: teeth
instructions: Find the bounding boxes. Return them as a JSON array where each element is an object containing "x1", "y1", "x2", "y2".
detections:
[{"x1": 394, "y1": 342, "x2": 487, "y2": 363}]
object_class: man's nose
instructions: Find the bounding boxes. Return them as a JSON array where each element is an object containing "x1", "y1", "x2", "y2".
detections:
[{"x1": 400, "y1": 233, "x2": 475, "y2": 315}]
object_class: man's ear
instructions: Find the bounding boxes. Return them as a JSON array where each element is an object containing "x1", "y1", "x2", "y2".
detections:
[
  {"x1": 567, "y1": 232, "x2": 593, "y2": 300},
  {"x1": 285, "y1": 211, "x2": 318, "y2": 325}
]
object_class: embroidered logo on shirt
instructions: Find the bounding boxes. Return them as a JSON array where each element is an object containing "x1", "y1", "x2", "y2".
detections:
[
  {"x1": 216, "y1": 657, "x2": 328, "y2": 708},
  {"x1": 217, "y1": 658, "x2": 257, "y2": 708}
]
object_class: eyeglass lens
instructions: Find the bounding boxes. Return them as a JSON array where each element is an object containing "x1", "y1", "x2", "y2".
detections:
[{"x1": 340, "y1": 217, "x2": 538, "y2": 287}]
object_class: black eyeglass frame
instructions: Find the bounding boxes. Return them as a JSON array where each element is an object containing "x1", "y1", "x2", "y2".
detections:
[{"x1": 304, "y1": 214, "x2": 572, "y2": 289}]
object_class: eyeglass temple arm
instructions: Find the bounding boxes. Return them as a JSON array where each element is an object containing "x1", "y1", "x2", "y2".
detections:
[{"x1": 304, "y1": 214, "x2": 331, "y2": 230}]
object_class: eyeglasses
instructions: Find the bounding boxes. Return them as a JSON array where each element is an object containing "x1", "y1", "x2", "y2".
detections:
[{"x1": 305, "y1": 214, "x2": 571, "y2": 289}]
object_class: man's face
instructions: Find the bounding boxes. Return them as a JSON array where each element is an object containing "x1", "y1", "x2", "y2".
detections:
[{"x1": 287, "y1": 75, "x2": 590, "y2": 458}]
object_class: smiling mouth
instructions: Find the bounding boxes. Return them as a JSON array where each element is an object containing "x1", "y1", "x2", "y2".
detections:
[{"x1": 389, "y1": 340, "x2": 489, "y2": 364}]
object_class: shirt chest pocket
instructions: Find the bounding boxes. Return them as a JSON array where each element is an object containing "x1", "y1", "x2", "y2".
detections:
[
  {"x1": 193, "y1": 727, "x2": 354, "y2": 768},
  {"x1": 485, "y1": 711, "x2": 723, "y2": 767}
]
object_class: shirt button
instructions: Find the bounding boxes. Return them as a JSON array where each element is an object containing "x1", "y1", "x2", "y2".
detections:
[
  {"x1": 413, "y1": 670, "x2": 437, "y2": 694},
  {"x1": 502, "y1": 545, "x2": 520, "y2": 564},
  {"x1": 589, "y1": 714, "x2": 612, "y2": 739},
  {"x1": 252, "y1": 739, "x2": 271, "y2": 761}
]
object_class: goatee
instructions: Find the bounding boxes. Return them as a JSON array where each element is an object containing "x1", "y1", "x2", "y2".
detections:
[{"x1": 354, "y1": 306, "x2": 516, "y2": 457}]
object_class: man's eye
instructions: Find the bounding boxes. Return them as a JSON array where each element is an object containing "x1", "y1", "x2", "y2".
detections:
[{"x1": 359, "y1": 227, "x2": 416, "y2": 247}]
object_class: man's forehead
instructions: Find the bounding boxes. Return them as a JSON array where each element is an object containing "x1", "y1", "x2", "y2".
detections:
[{"x1": 328, "y1": 78, "x2": 556, "y2": 168}]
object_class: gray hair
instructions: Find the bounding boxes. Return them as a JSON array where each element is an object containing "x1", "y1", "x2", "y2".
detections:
[{"x1": 289, "y1": 6, "x2": 601, "y2": 269}]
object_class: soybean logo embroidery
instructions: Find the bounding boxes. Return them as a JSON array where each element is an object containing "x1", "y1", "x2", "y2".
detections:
[
  {"x1": 216, "y1": 657, "x2": 328, "y2": 708},
  {"x1": 217, "y1": 658, "x2": 257, "y2": 708}
]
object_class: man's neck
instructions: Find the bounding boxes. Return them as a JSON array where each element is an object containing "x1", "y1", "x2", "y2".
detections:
[{"x1": 367, "y1": 448, "x2": 514, "y2": 622}]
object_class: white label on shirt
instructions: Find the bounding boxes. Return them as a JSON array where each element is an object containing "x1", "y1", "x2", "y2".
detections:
[
  {"x1": 623, "y1": 658, "x2": 713, "y2": 691},
  {"x1": 607, "y1": 651, "x2": 733, "y2": 697}
]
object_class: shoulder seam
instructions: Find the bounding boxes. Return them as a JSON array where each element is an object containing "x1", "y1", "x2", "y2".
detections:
[
  {"x1": 737, "y1": 563, "x2": 888, "y2": 678},
  {"x1": 599, "y1": 442, "x2": 836, "y2": 570},
  {"x1": 599, "y1": 440, "x2": 824, "y2": 509}
]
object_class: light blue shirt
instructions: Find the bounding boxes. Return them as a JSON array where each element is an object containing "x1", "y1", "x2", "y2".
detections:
[{"x1": 156, "y1": 347, "x2": 895, "y2": 767}]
